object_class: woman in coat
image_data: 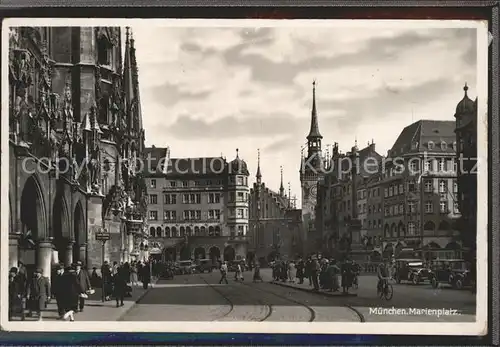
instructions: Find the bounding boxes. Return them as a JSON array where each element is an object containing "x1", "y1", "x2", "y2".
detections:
[{"x1": 60, "y1": 267, "x2": 80, "y2": 321}]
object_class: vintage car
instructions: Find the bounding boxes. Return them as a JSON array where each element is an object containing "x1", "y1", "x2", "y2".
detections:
[
  {"x1": 177, "y1": 260, "x2": 195, "y2": 275},
  {"x1": 429, "y1": 259, "x2": 473, "y2": 289},
  {"x1": 194, "y1": 259, "x2": 217, "y2": 273},
  {"x1": 394, "y1": 258, "x2": 432, "y2": 285}
]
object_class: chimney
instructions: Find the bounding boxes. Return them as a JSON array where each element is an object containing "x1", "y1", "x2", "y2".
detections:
[{"x1": 370, "y1": 142, "x2": 375, "y2": 151}]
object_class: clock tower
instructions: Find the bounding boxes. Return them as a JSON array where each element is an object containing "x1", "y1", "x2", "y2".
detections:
[{"x1": 300, "y1": 81, "x2": 323, "y2": 233}]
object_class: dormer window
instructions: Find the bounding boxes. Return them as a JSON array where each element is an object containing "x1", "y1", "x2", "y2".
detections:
[
  {"x1": 452, "y1": 141, "x2": 457, "y2": 151},
  {"x1": 440, "y1": 142, "x2": 447, "y2": 151},
  {"x1": 427, "y1": 141, "x2": 435, "y2": 150},
  {"x1": 97, "y1": 36, "x2": 112, "y2": 66}
]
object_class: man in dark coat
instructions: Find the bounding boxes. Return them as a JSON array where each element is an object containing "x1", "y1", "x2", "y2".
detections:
[
  {"x1": 74, "y1": 261, "x2": 91, "y2": 312},
  {"x1": 113, "y1": 266, "x2": 128, "y2": 307},
  {"x1": 26, "y1": 268, "x2": 50, "y2": 321},
  {"x1": 101, "y1": 261, "x2": 112, "y2": 301},
  {"x1": 141, "y1": 261, "x2": 151, "y2": 289},
  {"x1": 296, "y1": 258, "x2": 305, "y2": 284},
  {"x1": 51, "y1": 264, "x2": 65, "y2": 318},
  {"x1": 60, "y1": 266, "x2": 80, "y2": 321},
  {"x1": 9, "y1": 267, "x2": 25, "y2": 321}
]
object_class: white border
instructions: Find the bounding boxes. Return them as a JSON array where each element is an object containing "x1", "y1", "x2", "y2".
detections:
[{"x1": 1, "y1": 18, "x2": 489, "y2": 336}]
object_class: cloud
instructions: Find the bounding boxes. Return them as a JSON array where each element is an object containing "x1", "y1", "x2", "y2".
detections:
[
  {"x1": 166, "y1": 112, "x2": 299, "y2": 139},
  {"x1": 131, "y1": 24, "x2": 478, "y2": 204}
]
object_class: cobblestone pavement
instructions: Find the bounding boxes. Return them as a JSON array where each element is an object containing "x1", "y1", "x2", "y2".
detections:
[
  {"x1": 258, "y1": 269, "x2": 476, "y2": 322},
  {"x1": 120, "y1": 271, "x2": 361, "y2": 322}
]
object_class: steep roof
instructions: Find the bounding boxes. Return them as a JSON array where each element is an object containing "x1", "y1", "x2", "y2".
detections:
[
  {"x1": 143, "y1": 146, "x2": 227, "y2": 177},
  {"x1": 389, "y1": 120, "x2": 456, "y2": 156},
  {"x1": 307, "y1": 81, "x2": 322, "y2": 139}
]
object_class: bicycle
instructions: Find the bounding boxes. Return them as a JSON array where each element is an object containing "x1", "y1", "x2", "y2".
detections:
[{"x1": 377, "y1": 277, "x2": 394, "y2": 300}]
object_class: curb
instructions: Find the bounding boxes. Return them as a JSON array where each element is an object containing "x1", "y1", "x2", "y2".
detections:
[
  {"x1": 270, "y1": 281, "x2": 365, "y2": 322},
  {"x1": 116, "y1": 279, "x2": 159, "y2": 321}
]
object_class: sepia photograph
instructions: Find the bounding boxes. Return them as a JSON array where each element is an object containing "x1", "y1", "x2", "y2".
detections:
[{"x1": 1, "y1": 18, "x2": 488, "y2": 335}]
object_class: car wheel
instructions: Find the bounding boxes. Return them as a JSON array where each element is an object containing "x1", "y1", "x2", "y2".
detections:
[
  {"x1": 431, "y1": 277, "x2": 438, "y2": 288},
  {"x1": 412, "y1": 275, "x2": 419, "y2": 285},
  {"x1": 454, "y1": 278, "x2": 463, "y2": 290}
]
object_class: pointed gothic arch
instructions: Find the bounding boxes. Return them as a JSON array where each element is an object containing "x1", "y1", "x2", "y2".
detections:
[
  {"x1": 20, "y1": 175, "x2": 48, "y2": 241},
  {"x1": 156, "y1": 226, "x2": 162, "y2": 238},
  {"x1": 73, "y1": 201, "x2": 86, "y2": 262},
  {"x1": 149, "y1": 227, "x2": 155, "y2": 237}
]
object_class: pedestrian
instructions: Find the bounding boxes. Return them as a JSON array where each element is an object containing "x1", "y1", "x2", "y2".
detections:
[
  {"x1": 305, "y1": 258, "x2": 313, "y2": 286},
  {"x1": 288, "y1": 261, "x2": 296, "y2": 283},
  {"x1": 90, "y1": 267, "x2": 101, "y2": 288},
  {"x1": 101, "y1": 261, "x2": 112, "y2": 301},
  {"x1": 130, "y1": 261, "x2": 139, "y2": 287},
  {"x1": 74, "y1": 261, "x2": 91, "y2": 312},
  {"x1": 52, "y1": 264, "x2": 65, "y2": 318},
  {"x1": 141, "y1": 261, "x2": 151, "y2": 289},
  {"x1": 113, "y1": 266, "x2": 127, "y2": 307},
  {"x1": 60, "y1": 266, "x2": 79, "y2": 321},
  {"x1": 8, "y1": 267, "x2": 25, "y2": 321},
  {"x1": 311, "y1": 259, "x2": 320, "y2": 291},
  {"x1": 219, "y1": 261, "x2": 229, "y2": 284},
  {"x1": 26, "y1": 268, "x2": 50, "y2": 321},
  {"x1": 253, "y1": 264, "x2": 263, "y2": 282},
  {"x1": 296, "y1": 258, "x2": 304, "y2": 284}
]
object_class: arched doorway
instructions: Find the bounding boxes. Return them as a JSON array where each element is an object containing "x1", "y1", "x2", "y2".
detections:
[
  {"x1": 224, "y1": 246, "x2": 235, "y2": 262},
  {"x1": 53, "y1": 194, "x2": 71, "y2": 265},
  {"x1": 20, "y1": 176, "x2": 47, "y2": 268},
  {"x1": 73, "y1": 202, "x2": 85, "y2": 264},
  {"x1": 209, "y1": 246, "x2": 220, "y2": 263},
  {"x1": 163, "y1": 247, "x2": 176, "y2": 262},
  {"x1": 194, "y1": 247, "x2": 206, "y2": 260},
  {"x1": 180, "y1": 245, "x2": 190, "y2": 260}
]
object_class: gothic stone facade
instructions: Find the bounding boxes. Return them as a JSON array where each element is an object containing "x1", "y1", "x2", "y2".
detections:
[{"x1": 8, "y1": 26, "x2": 147, "y2": 283}]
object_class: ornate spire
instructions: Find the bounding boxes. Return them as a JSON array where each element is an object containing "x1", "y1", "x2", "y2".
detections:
[
  {"x1": 288, "y1": 182, "x2": 291, "y2": 207},
  {"x1": 236, "y1": 148, "x2": 239, "y2": 159},
  {"x1": 464, "y1": 82, "x2": 468, "y2": 96},
  {"x1": 307, "y1": 80, "x2": 322, "y2": 140},
  {"x1": 256, "y1": 148, "x2": 262, "y2": 182},
  {"x1": 279, "y1": 166, "x2": 284, "y2": 196}
]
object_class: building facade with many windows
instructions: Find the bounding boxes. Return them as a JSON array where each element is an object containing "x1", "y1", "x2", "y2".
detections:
[{"x1": 144, "y1": 147, "x2": 250, "y2": 263}]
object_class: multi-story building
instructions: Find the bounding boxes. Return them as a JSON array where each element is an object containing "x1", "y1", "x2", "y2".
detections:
[
  {"x1": 454, "y1": 83, "x2": 477, "y2": 264},
  {"x1": 8, "y1": 26, "x2": 147, "y2": 281},
  {"x1": 300, "y1": 81, "x2": 325, "y2": 255},
  {"x1": 364, "y1": 172, "x2": 384, "y2": 258},
  {"x1": 381, "y1": 120, "x2": 461, "y2": 260},
  {"x1": 318, "y1": 141, "x2": 382, "y2": 260},
  {"x1": 249, "y1": 154, "x2": 302, "y2": 264},
  {"x1": 143, "y1": 147, "x2": 250, "y2": 263}
]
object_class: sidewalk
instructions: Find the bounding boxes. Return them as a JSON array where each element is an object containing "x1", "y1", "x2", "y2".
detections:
[{"x1": 20, "y1": 280, "x2": 157, "y2": 322}]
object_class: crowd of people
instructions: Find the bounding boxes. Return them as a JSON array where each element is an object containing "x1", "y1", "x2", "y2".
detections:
[
  {"x1": 271, "y1": 257, "x2": 361, "y2": 293},
  {"x1": 8, "y1": 259, "x2": 156, "y2": 322}
]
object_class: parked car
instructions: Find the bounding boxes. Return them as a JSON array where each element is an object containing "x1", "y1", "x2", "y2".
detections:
[
  {"x1": 178, "y1": 260, "x2": 194, "y2": 275},
  {"x1": 394, "y1": 259, "x2": 432, "y2": 285},
  {"x1": 195, "y1": 259, "x2": 216, "y2": 273},
  {"x1": 429, "y1": 259, "x2": 473, "y2": 289}
]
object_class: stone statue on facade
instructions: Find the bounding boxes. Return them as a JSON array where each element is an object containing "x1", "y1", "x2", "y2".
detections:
[{"x1": 89, "y1": 144, "x2": 101, "y2": 193}]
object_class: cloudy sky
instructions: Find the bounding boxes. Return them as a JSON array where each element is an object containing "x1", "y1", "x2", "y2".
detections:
[{"x1": 130, "y1": 23, "x2": 477, "y2": 205}]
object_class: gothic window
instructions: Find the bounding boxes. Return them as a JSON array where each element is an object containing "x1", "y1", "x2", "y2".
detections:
[
  {"x1": 440, "y1": 201, "x2": 448, "y2": 213},
  {"x1": 97, "y1": 36, "x2": 112, "y2": 66},
  {"x1": 425, "y1": 201, "x2": 433, "y2": 213},
  {"x1": 424, "y1": 180, "x2": 433, "y2": 192},
  {"x1": 171, "y1": 226, "x2": 177, "y2": 237},
  {"x1": 186, "y1": 227, "x2": 192, "y2": 236},
  {"x1": 149, "y1": 227, "x2": 155, "y2": 237},
  {"x1": 194, "y1": 226, "x2": 200, "y2": 236},
  {"x1": 165, "y1": 227, "x2": 170, "y2": 238},
  {"x1": 214, "y1": 226, "x2": 221, "y2": 236},
  {"x1": 407, "y1": 222, "x2": 415, "y2": 236},
  {"x1": 149, "y1": 211, "x2": 158, "y2": 220},
  {"x1": 156, "y1": 227, "x2": 162, "y2": 238},
  {"x1": 180, "y1": 227, "x2": 185, "y2": 237},
  {"x1": 200, "y1": 226, "x2": 206, "y2": 235}
]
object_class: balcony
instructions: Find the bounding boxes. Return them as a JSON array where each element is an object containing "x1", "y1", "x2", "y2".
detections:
[{"x1": 227, "y1": 235, "x2": 249, "y2": 244}]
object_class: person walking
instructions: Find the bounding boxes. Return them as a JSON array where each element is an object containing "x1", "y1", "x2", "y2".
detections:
[
  {"x1": 311, "y1": 259, "x2": 320, "y2": 291},
  {"x1": 60, "y1": 266, "x2": 80, "y2": 321},
  {"x1": 288, "y1": 261, "x2": 297, "y2": 283},
  {"x1": 130, "y1": 261, "x2": 139, "y2": 287},
  {"x1": 52, "y1": 264, "x2": 65, "y2": 318},
  {"x1": 113, "y1": 265, "x2": 128, "y2": 307},
  {"x1": 75, "y1": 261, "x2": 91, "y2": 312},
  {"x1": 252, "y1": 264, "x2": 263, "y2": 282},
  {"x1": 296, "y1": 258, "x2": 305, "y2": 284},
  {"x1": 8, "y1": 267, "x2": 25, "y2": 321},
  {"x1": 141, "y1": 261, "x2": 151, "y2": 290},
  {"x1": 26, "y1": 268, "x2": 50, "y2": 321},
  {"x1": 219, "y1": 261, "x2": 228, "y2": 284},
  {"x1": 101, "y1": 261, "x2": 112, "y2": 301},
  {"x1": 305, "y1": 258, "x2": 313, "y2": 286}
]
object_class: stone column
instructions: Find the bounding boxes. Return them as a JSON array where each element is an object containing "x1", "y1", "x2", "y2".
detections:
[
  {"x1": 37, "y1": 240, "x2": 53, "y2": 283},
  {"x1": 9, "y1": 235, "x2": 20, "y2": 270},
  {"x1": 65, "y1": 241, "x2": 74, "y2": 267},
  {"x1": 79, "y1": 243, "x2": 87, "y2": 265},
  {"x1": 128, "y1": 233, "x2": 134, "y2": 258}
]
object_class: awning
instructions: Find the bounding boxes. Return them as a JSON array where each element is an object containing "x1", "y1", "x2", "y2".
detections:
[{"x1": 149, "y1": 247, "x2": 162, "y2": 255}]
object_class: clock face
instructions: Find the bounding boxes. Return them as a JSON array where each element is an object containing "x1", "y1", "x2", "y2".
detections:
[{"x1": 310, "y1": 185, "x2": 317, "y2": 199}]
